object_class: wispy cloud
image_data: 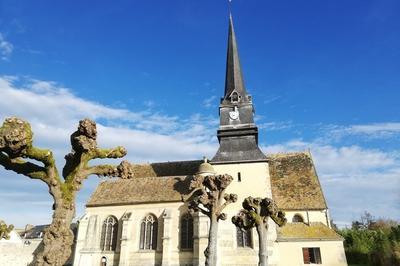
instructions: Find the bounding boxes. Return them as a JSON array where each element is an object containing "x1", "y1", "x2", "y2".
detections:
[
  {"x1": 323, "y1": 122, "x2": 400, "y2": 141},
  {"x1": 203, "y1": 95, "x2": 217, "y2": 108},
  {"x1": 346, "y1": 123, "x2": 400, "y2": 136},
  {"x1": 263, "y1": 95, "x2": 282, "y2": 104},
  {"x1": 140, "y1": 71, "x2": 151, "y2": 77},
  {"x1": 0, "y1": 33, "x2": 13, "y2": 61},
  {"x1": 258, "y1": 121, "x2": 293, "y2": 131},
  {"x1": 143, "y1": 100, "x2": 155, "y2": 109},
  {"x1": 10, "y1": 19, "x2": 25, "y2": 34},
  {"x1": 21, "y1": 48, "x2": 44, "y2": 55}
]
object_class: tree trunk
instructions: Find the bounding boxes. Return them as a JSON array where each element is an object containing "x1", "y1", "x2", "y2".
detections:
[
  {"x1": 205, "y1": 216, "x2": 219, "y2": 266},
  {"x1": 256, "y1": 224, "x2": 268, "y2": 266},
  {"x1": 32, "y1": 199, "x2": 75, "y2": 266}
]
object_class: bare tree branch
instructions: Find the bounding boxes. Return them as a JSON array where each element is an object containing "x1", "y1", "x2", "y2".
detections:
[
  {"x1": 25, "y1": 147, "x2": 56, "y2": 167},
  {"x1": 88, "y1": 146, "x2": 127, "y2": 160},
  {"x1": 0, "y1": 153, "x2": 46, "y2": 180},
  {"x1": 217, "y1": 193, "x2": 238, "y2": 215}
]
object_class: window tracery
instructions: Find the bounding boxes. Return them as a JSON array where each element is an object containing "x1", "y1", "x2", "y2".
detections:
[
  {"x1": 100, "y1": 216, "x2": 118, "y2": 251},
  {"x1": 139, "y1": 214, "x2": 158, "y2": 250}
]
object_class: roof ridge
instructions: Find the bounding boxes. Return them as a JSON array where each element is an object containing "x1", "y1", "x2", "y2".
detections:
[
  {"x1": 149, "y1": 159, "x2": 202, "y2": 165},
  {"x1": 267, "y1": 151, "x2": 309, "y2": 158}
]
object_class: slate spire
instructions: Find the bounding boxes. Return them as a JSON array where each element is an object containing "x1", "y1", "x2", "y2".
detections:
[
  {"x1": 224, "y1": 13, "x2": 248, "y2": 102},
  {"x1": 211, "y1": 13, "x2": 267, "y2": 163}
]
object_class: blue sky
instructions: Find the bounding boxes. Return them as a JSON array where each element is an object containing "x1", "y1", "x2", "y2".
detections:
[{"x1": 0, "y1": 0, "x2": 399, "y2": 227}]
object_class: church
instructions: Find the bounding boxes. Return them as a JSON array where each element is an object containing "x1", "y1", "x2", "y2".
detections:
[{"x1": 73, "y1": 14, "x2": 347, "y2": 266}]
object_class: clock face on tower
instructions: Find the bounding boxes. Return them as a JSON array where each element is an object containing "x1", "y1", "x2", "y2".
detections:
[{"x1": 229, "y1": 106, "x2": 239, "y2": 120}]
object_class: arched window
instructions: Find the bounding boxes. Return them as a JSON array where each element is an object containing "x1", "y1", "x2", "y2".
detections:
[
  {"x1": 139, "y1": 214, "x2": 158, "y2": 250},
  {"x1": 236, "y1": 227, "x2": 252, "y2": 248},
  {"x1": 292, "y1": 214, "x2": 304, "y2": 223},
  {"x1": 100, "y1": 256, "x2": 107, "y2": 266},
  {"x1": 180, "y1": 213, "x2": 193, "y2": 250},
  {"x1": 100, "y1": 216, "x2": 118, "y2": 251}
]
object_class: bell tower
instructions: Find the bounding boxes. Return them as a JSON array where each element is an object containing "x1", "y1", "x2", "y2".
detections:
[{"x1": 212, "y1": 14, "x2": 266, "y2": 163}]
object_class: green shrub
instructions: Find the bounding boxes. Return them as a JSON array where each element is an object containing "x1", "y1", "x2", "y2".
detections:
[{"x1": 337, "y1": 215, "x2": 399, "y2": 266}]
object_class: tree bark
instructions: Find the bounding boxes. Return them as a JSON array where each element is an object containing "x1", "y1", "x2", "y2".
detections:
[
  {"x1": 256, "y1": 223, "x2": 268, "y2": 266},
  {"x1": 32, "y1": 196, "x2": 75, "y2": 266},
  {"x1": 206, "y1": 216, "x2": 219, "y2": 266}
]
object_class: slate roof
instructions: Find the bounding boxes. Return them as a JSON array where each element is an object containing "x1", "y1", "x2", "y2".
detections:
[
  {"x1": 18, "y1": 224, "x2": 78, "y2": 239},
  {"x1": 124, "y1": 160, "x2": 202, "y2": 177},
  {"x1": 277, "y1": 222, "x2": 343, "y2": 241},
  {"x1": 268, "y1": 152, "x2": 327, "y2": 210},
  {"x1": 87, "y1": 153, "x2": 327, "y2": 210},
  {"x1": 87, "y1": 176, "x2": 192, "y2": 207},
  {"x1": 19, "y1": 225, "x2": 47, "y2": 239},
  {"x1": 86, "y1": 160, "x2": 200, "y2": 207}
]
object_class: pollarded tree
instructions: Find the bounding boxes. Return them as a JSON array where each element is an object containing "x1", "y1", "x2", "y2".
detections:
[
  {"x1": 188, "y1": 173, "x2": 237, "y2": 266},
  {"x1": 0, "y1": 117, "x2": 133, "y2": 266},
  {"x1": 0, "y1": 220, "x2": 14, "y2": 240},
  {"x1": 232, "y1": 197, "x2": 286, "y2": 266}
]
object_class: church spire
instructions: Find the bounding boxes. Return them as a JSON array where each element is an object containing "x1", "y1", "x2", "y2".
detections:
[
  {"x1": 224, "y1": 13, "x2": 249, "y2": 102},
  {"x1": 211, "y1": 12, "x2": 266, "y2": 163}
]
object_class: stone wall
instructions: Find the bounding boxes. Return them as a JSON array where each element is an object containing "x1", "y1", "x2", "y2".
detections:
[{"x1": 0, "y1": 231, "x2": 41, "y2": 266}]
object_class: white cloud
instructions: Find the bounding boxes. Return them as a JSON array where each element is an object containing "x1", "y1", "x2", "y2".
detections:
[
  {"x1": 0, "y1": 76, "x2": 220, "y2": 162},
  {"x1": 143, "y1": 100, "x2": 155, "y2": 108},
  {"x1": 203, "y1": 95, "x2": 217, "y2": 108},
  {"x1": 258, "y1": 121, "x2": 292, "y2": 131},
  {"x1": 0, "y1": 76, "x2": 217, "y2": 141},
  {"x1": 324, "y1": 122, "x2": 400, "y2": 140},
  {"x1": 0, "y1": 33, "x2": 13, "y2": 61},
  {"x1": 263, "y1": 95, "x2": 282, "y2": 104},
  {"x1": 348, "y1": 123, "x2": 400, "y2": 136}
]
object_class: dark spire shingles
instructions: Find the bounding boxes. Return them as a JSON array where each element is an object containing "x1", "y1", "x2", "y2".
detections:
[{"x1": 224, "y1": 14, "x2": 248, "y2": 100}]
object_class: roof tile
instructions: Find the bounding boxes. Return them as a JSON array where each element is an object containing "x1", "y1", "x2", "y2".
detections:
[{"x1": 268, "y1": 152, "x2": 327, "y2": 210}]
